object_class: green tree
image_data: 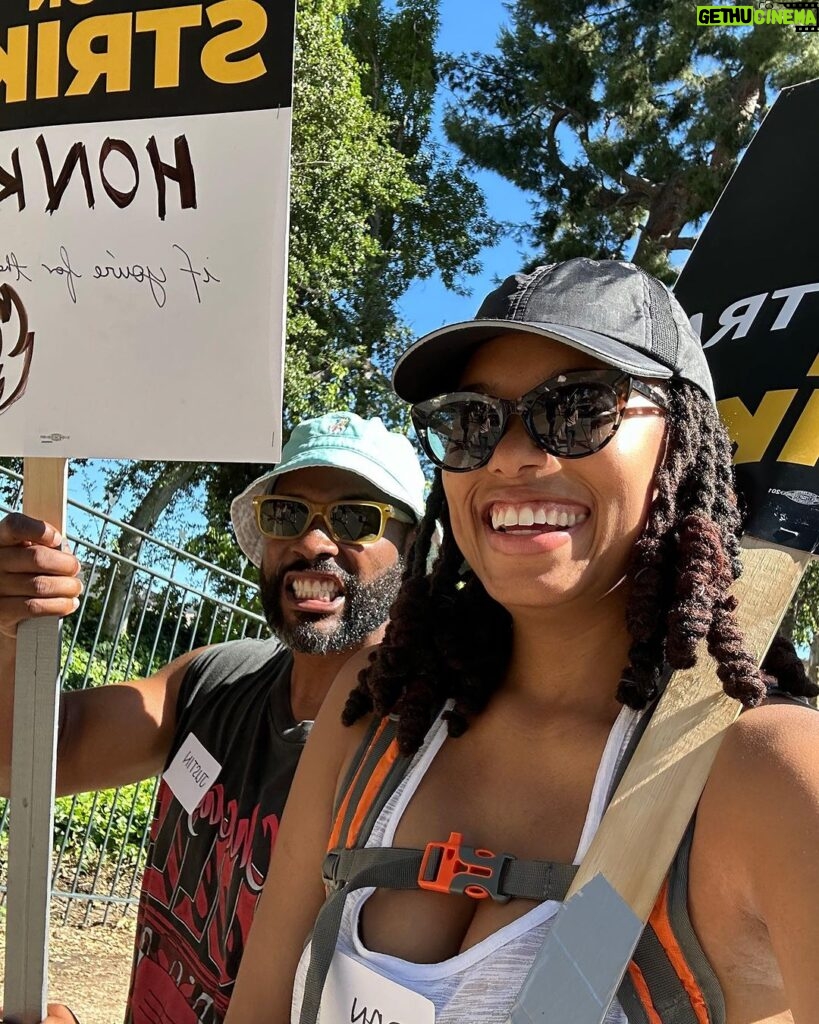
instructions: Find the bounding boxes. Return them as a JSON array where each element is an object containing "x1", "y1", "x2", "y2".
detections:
[
  {"x1": 341, "y1": 0, "x2": 499, "y2": 413},
  {"x1": 782, "y1": 563, "x2": 819, "y2": 687},
  {"x1": 444, "y1": 2, "x2": 819, "y2": 280},
  {"x1": 284, "y1": 0, "x2": 418, "y2": 423}
]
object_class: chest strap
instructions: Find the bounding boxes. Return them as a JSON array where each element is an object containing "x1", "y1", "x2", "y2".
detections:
[
  {"x1": 324, "y1": 836, "x2": 578, "y2": 904},
  {"x1": 300, "y1": 835, "x2": 578, "y2": 1024}
]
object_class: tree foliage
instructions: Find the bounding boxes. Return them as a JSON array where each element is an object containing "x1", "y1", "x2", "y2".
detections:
[
  {"x1": 444, "y1": 2, "x2": 819, "y2": 280},
  {"x1": 287, "y1": 0, "x2": 496, "y2": 423},
  {"x1": 342, "y1": 0, "x2": 499, "y2": 402},
  {"x1": 285, "y1": 0, "x2": 418, "y2": 424}
]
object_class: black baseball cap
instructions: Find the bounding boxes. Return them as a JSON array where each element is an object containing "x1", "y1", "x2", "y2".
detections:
[{"x1": 392, "y1": 258, "x2": 715, "y2": 403}]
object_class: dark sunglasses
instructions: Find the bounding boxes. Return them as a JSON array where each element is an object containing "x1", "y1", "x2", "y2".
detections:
[
  {"x1": 252, "y1": 495, "x2": 413, "y2": 545},
  {"x1": 411, "y1": 369, "x2": 668, "y2": 472}
]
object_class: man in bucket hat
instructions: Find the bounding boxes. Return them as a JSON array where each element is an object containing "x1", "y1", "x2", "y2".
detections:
[{"x1": 0, "y1": 411, "x2": 426, "y2": 1024}]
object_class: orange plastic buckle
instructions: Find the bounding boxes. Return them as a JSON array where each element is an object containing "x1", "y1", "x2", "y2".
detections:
[{"x1": 418, "y1": 831, "x2": 512, "y2": 903}]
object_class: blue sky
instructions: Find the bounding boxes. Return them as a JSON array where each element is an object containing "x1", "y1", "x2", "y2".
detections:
[{"x1": 397, "y1": 0, "x2": 537, "y2": 337}]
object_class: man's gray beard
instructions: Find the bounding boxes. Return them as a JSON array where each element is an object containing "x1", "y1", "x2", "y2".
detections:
[{"x1": 260, "y1": 556, "x2": 405, "y2": 655}]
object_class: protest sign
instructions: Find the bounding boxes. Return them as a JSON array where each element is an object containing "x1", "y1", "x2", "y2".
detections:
[
  {"x1": 1, "y1": 0, "x2": 295, "y2": 461},
  {"x1": 1, "y1": 5, "x2": 296, "y2": 1019},
  {"x1": 675, "y1": 77, "x2": 819, "y2": 553}
]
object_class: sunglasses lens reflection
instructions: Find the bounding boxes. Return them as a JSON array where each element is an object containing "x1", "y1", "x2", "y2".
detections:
[
  {"x1": 421, "y1": 399, "x2": 504, "y2": 471},
  {"x1": 330, "y1": 503, "x2": 384, "y2": 543},
  {"x1": 258, "y1": 499, "x2": 310, "y2": 537},
  {"x1": 529, "y1": 382, "x2": 621, "y2": 457},
  {"x1": 258, "y1": 499, "x2": 388, "y2": 544}
]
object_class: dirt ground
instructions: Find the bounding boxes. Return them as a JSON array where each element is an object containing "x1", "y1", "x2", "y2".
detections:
[{"x1": 0, "y1": 910, "x2": 135, "y2": 1024}]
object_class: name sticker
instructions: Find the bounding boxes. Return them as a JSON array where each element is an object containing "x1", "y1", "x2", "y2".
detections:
[
  {"x1": 163, "y1": 733, "x2": 223, "y2": 814},
  {"x1": 320, "y1": 952, "x2": 435, "y2": 1024}
]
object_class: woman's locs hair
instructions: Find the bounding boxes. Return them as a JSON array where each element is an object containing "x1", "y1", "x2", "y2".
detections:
[{"x1": 343, "y1": 383, "x2": 817, "y2": 756}]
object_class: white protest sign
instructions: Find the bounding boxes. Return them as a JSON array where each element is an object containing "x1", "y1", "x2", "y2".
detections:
[{"x1": 0, "y1": 0, "x2": 295, "y2": 461}]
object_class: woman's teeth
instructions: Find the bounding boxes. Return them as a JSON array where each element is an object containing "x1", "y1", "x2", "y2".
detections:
[
  {"x1": 292, "y1": 579, "x2": 341, "y2": 601},
  {"x1": 490, "y1": 505, "x2": 588, "y2": 532}
]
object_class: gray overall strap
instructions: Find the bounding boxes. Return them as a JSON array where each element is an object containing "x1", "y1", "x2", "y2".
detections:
[
  {"x1": 616, "y1": 823, "x2": 725, "y2": 1024},
  {"x1": 616, "y1": 688, "x2": 814, "y2": 1023}
]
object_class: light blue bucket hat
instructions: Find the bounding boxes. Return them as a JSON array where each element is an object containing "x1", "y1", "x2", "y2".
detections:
[{"x1": 231, "y1": 412, "x2": 427, "y2": 566}]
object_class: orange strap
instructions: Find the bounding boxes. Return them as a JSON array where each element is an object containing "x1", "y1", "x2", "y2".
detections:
[
  {"x1": 328, "y1": 717, "x2": 395, "y2": 851},
  {"x1": 629, "y1": 879, "x2": 710, "y2": 1024},
  {"x1": 626, "y1": 962, "x2": 663, "y2": 1024}
]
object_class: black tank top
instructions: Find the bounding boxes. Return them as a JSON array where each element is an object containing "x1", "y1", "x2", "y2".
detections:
[{"x1": 125, "y1": 637, "x2": 306, "y2": 1024}]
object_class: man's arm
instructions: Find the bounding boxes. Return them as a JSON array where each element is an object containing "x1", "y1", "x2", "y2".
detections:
[{"x1": 0, "y1": 512, "x2": 205, "y2": 796}]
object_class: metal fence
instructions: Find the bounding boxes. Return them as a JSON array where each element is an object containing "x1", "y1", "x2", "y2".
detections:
[{"x1": 0, "y1": 464, "x2": 267, "y2": 925}]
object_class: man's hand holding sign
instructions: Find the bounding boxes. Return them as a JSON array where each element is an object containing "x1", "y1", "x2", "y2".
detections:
[{"x1": 0, "y1": 0, "x2": 297, "y2": 1019}]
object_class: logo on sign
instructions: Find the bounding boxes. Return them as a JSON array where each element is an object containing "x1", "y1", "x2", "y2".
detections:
[
  {"x1": 696, "y1": 0, "x2": 818, "y2": 26},
  {"x1": 0, "y1": 283, "x2": 34, "y2": 415}
]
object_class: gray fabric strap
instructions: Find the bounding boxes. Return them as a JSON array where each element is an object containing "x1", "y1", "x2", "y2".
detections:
[
  {"x1": 627, "y1": 924, "x2": 699, "y2": 1022},
  {"x1": 332, "y1": 715, "x2": 383, "y2": 821},
  {"x1": 502, "y1": 858, "x2": 578, "y2": 901},
  {"x1": 335, "y1": 720, "x2": 398, "y2": 844},
  {"x1": 352, "y1": 749, "x2": 414, "y2": 847},
  {"x1": 324, "y1": 847, "x2": 578, "y2": 903},
  {"x1": 299, "y1": 850, "x2": 424, "y2": 1024},
  {"x1": 616, "y1": 974, "x2": 653, "y2": 1024},
  {"x1": 664, "y1": 822, "x2": 726, "y2": 1023}
]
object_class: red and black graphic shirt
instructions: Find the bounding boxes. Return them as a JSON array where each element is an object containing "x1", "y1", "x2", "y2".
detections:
[{"x1": 126, "y1": 638, "x2": 305, "y2": 1024}]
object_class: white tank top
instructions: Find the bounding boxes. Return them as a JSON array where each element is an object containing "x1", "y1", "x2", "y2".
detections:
[{"x1": 292, "y1": 704, "x2": 640, "y2": 1024}]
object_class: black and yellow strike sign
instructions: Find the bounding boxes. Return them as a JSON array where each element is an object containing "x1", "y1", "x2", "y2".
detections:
[
  {"x1": 0, "y1": 0, "x2": 294, "y2": 129},
  {"x1": 675, "y1": 80, "x2": 819, "y2": 552}
]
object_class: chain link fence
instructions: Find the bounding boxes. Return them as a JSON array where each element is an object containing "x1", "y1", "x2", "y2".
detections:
[{"x1": 0, "y1": 465, "x2": 267, "y2": 925}]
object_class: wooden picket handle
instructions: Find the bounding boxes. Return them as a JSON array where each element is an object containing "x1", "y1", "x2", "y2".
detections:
[{"x1": 5, "y1": 457, "x2": 68, "y2": 1024}]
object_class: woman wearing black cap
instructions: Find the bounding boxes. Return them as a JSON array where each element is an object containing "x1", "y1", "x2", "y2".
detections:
[{"x1": 226, "y1": 259, "x2": 819, "y2": 1024}]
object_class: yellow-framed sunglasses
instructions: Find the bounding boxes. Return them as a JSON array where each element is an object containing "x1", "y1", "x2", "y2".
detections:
[{"x1": 252, "y1": 494, "x2": 413, "y2": 546}]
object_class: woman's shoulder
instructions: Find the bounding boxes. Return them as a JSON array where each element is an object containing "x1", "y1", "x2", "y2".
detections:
[
  {"x1": 689, "y1": 699, "x2": 819, "y2": 1016},
  {"x1": 712, "y1": 698, "x2": 817, "y2": 793},
  {"x1": 305, "y1": 646, "x2": 383, "y2": 790},
  {"x1": 695, "y1": 699, "x2": 819, "y2": 888}
]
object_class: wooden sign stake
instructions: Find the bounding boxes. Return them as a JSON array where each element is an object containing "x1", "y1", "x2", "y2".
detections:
[{"x1": 4, "y1": 457, "x2": 68, "y2": 1024}]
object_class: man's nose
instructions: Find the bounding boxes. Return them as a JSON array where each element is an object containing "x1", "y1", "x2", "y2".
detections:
[{"x1": 290, "y1": 514, "x2": 340, "y2": 559}]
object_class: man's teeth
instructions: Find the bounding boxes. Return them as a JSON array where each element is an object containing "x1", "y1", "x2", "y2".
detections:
[
  {"x1": 490, "y1": 505, "x2": 588, "y2": 531},
  {"x1": 292, "y1": 579, "x2": 341, "y2": 601}
]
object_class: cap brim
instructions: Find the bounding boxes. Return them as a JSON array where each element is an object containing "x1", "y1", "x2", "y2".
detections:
[{"x1": 393, "y1": 319, "x2": 674, "y2": 403}]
